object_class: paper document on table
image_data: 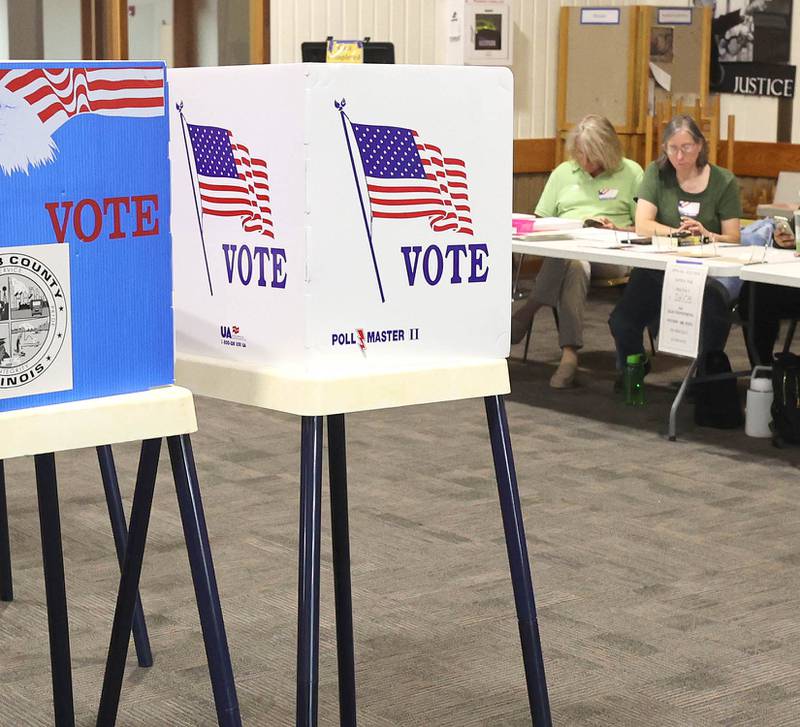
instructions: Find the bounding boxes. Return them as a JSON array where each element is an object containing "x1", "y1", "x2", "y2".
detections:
[
  {"x1": 576, "y1": 229, "x2": 639, "y2": 248},
  {"x1": 570, "y1": 228, "x2": 639, "y2": 249},
  {"x1": 514, "y1": 227, "x2": 638, "y2": 248},
  {"x1": 575, "y1": 238, "x2": 635, "y2": 249},
  {"x1": 658, "y1": 259, "x2": 708, "y2": 359},
  {"x1": 513, "y1": 232, "x2": 574, "y2": 242},
  {"x1": 665, "y1": 244, "x2": 719, "y2": 258},
  {"x1": 528, "y1": 217, "x2": 584, "y2": 232}
]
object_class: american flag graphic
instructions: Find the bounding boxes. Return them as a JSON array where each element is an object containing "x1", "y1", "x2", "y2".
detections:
[
  {"x1": 0, "y1": 66, "x2": 165, "y2": 135},
  {"x1": 350, "y1": 122, "x2": 473, "y2": 236},
  {"x1": 187, "y1": 123, "x2": 273, "y2": 238}
]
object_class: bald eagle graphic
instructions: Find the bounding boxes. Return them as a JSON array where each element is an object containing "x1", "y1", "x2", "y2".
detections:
[{"x1": 0, "y1": 66, "x2": 166, "y2": 177}]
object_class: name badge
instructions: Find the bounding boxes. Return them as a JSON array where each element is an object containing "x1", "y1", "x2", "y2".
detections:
[
  {"x1": 678, "y1": 200, "x2": 700, "y2": 217},
  {"x1": 598, "y1": 188, "x2": 618, "y2": 200}
]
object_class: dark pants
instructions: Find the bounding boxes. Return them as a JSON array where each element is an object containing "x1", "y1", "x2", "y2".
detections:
[
  {"x1": 609, "y1": 268, "x2": 732, "y2": 368},
  {"x1": 738, "y1": 281, "x2": 800, "y2": 366}
]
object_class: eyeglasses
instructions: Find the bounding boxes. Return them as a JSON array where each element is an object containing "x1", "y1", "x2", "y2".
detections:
[{"x1": 665, "y1": 143, "x2": 698, "y2": 156}]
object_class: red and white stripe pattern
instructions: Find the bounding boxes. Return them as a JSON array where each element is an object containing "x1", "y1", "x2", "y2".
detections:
[
  {"x1": 187, "y1": 123, "x2": 273, "y2": 238},
  {"x1": 0, "y1": 66, "x2": 165, "y2": 135},
  {"x1": 351, "y1": 122, "x2": 473, "y2": 236},
  {"x1": 413, "y1": 134, "x2": 472, "y2": 235}
]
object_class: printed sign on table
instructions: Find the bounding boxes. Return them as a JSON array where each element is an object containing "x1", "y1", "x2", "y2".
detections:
[
  {"x1": 169, "y1": 63, "x2": 512, "y2": 375},
  {"x1": 0, "y1": 63, "x2": 172, "y2": 412},
  {"x1": 658, "y1": 259, "x2": 709, "y2": 359}
]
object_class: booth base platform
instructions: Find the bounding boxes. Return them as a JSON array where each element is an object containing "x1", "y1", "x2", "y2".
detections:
[{"x1": 176, "y1": 355, "x2": 511, "y2": 415}]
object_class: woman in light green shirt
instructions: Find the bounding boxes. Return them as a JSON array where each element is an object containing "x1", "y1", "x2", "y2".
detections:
[{"x1": 512, "y1": 115, "x2": 643, "y2": 388}]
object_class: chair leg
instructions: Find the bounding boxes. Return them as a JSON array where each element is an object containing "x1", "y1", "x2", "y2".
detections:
[
  {"x1": 297, "y1": 416, "x2": 324, "y2": 727},
  {"x1": 96, "y1": 445, "x2": 153, "y2": 668},
  {"x1": 168, "y1": 434, "x2": 242, "y2": 727},
  {"x1": 0, "y1": 460, "x2": 12, "y2": 601},
  {"x1": 327, "y1": 414, "x2": 357, "y2": 727},
  {"x1": 97, "y1": 439, "x2": 161, "y2": 727},
  {"x1": 523, "y1": 320, "x2": 533, "y2": 362},
  {"x1": 35, "y1": 453, "x2": 75, "y2": 727},
  {"x1": 484, "y1": 396, "x2": 552, "y2": 727},
  {"x1": 512, "y1": 253, "x2": 525, "y2": 300}
]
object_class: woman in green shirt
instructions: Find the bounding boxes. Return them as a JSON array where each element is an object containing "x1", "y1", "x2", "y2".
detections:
[
  {"x1": 609, "y1": 115, "x2": 742, "y2": 376},
  {"x1": 511, "y1": 115, "x2": 642, "y2": 388}
]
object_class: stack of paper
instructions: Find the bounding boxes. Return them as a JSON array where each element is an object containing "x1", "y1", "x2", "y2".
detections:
[{"x1": 512, "y1": 215, "x2": 585, "y2": 235}]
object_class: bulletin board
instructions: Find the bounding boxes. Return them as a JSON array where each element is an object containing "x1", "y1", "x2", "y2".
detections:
[
  {"x1": 555, "y1": 5, "x2": 714, "y2": 168},
  {"x1": 557, "y1": 6, "x2": 641, "y2": 133},
  {"x1": 641, "y1": 5, "x2": 711, "y2": 115}
]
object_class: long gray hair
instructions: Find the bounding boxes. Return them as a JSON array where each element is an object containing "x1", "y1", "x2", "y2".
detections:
[{"x1": 657, "y1": 115, "x2": 709, "y2": 174}]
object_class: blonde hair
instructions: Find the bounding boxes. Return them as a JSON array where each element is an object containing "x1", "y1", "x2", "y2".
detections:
[{"x1": 565, "y1": 115, "x2": 623, "y2": 174}]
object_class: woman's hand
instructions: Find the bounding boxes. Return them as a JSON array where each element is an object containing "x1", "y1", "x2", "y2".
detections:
[
  {"x1": 587, "y1": 216, "x2": 616, "y2": 230},
  {"x1": 774, "y1": 227, "x2": 796, "y2": 249},
  {"x1": 678, "y1": 216, "x2": 710, "y2": 238}
]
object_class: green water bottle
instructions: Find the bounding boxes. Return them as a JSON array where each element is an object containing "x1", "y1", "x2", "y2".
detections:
[{"x1": 624, "y1": 353, "x2": 646, "y2": 406}]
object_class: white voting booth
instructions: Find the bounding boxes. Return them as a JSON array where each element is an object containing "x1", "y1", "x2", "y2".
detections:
[
  {"x1": 168, "y1": 63, "x2": 551, "y2": 727},
  {"x1": 169, "y1": 63, "x2": 512, "y2": 410}
]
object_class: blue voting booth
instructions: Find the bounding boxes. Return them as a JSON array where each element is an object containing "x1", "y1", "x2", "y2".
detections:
[
  {"x1": 0, "y1": 61, "x2": 240, "y2": 727},
  {"x1": 0, "y1": 61, "x2": 172, "y2": 412}
]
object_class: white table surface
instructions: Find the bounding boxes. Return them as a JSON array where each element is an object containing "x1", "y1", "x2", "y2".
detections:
[
  {"x1": 512, "y1": 230, "x2": 797, "y2": 278},
  {"x1": 739, "y1": 259, "x2": 800, "y2": 288}
]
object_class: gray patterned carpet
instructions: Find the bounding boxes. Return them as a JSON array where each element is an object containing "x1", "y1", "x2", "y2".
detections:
[{"x1": 2, "y1": 288, "x2": 800, "y2": 725}]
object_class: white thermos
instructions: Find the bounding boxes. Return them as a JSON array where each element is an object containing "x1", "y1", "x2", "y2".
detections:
[{"x1": 745, "y1": 365, "x2": 774, "y2": 438}]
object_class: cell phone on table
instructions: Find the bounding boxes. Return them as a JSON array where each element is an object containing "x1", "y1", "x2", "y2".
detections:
[
  {"x1": 628, "y1": 237, "x2": 651, "y2": 245},
  {"x1": 583, "y1": 218, "x2": 605, "y2": 228},
  {"x1": 775, "y1": 215, "x2": 794, "y2": 238}
]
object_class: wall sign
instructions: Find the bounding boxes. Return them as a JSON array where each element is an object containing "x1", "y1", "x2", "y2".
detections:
[
  {"x1": 714, "y1": 61, "x2": 796, "y2": 98},
  {"x1": 710, "y1": 0, "x2": 795, "y2": 97},
  {"x1": 657, "y1": 8, "x2": 692, "y2": 26},
  {"x1": 326, "y1": 40, "x2": 364, "y2": 64},
  {"x1": 580, "y1": 8, "x2": 620, "y2": 25}
]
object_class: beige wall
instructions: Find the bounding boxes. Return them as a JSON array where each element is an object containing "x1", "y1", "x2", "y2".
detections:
[
  {"x1": 271, "y1": 0, "x2": 438, "y2": 67},
  {"x1": 42, "y1": 0, "x2": 81, "y2": 60},
  {"x1": 270, "y1": 0, "x2": 800, "y2": 144}
]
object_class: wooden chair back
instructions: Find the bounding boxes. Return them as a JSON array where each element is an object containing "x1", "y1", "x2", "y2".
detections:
[{"x1": 644, "y1": 94, "x2": 735, "y2": 171}]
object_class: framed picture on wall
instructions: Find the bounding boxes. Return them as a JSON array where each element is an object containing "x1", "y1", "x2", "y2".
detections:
[{"x1": 707, "y1": 0, "x2": 796, "y2": 97}]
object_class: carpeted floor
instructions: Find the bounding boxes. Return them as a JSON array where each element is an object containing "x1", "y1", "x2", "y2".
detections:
[{"x1": 2, "y1": 287, "x2": 800, "y2": 726}]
